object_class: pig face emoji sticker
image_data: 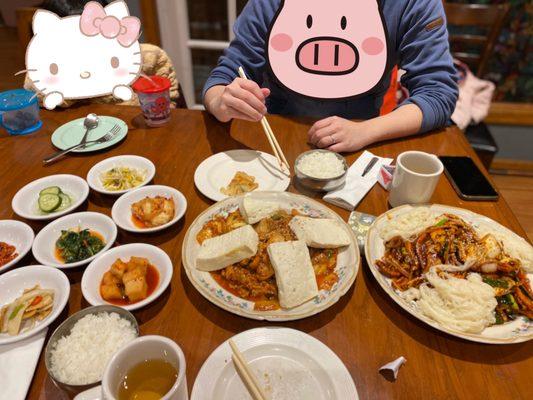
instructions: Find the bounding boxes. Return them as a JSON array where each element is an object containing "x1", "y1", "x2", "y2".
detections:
[{"x1": 267, "y1": 0, "x2": 388, "y2": 99}]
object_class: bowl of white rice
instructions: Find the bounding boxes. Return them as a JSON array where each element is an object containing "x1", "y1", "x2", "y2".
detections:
[
  {"x1": 44, "y1": 305, "x2": 139, "y2": 396},
  {"x1": 295, "y1": 149, "x2": 348, "y2": 191}
]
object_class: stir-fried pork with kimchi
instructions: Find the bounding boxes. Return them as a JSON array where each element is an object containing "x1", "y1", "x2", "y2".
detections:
[
  {"x1": 376, "y1": 214, "x2": 533, "y2": 324},
  {"x1": 196, "y1": 209, "x2": 338, "y2": 310}
]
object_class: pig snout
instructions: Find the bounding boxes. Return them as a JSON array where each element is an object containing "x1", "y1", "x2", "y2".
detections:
[{"x1": 296, "y1": 37, "x2": 359, "y2": 75}]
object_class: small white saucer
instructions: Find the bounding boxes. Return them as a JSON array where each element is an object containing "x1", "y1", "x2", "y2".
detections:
[
  {"x1": 0, "y1": 220, "x2": 34, "y2": 274},
  {"x1": 0, "y1": 265, "x2": 70, "y2": 345},
  {"x1": 87, "y1": 155, "x2": 156, "y2": 196},
  {"x1": 111, "y1": 185, "x2": 187, "y2": 233},
  {"x1": 32, "y1": 212, "x2": 117, "y2": 269},
  {"x1": 12, "y1": 174, "x2": 89, "y2": 221},
  {"x1": 81, "y1": 243, "x2": 173, "y2": 311}
]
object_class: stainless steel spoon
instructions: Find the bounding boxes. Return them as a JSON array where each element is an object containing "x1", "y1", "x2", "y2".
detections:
[
  {"x1": 42, "y1": 113, "x2": 99, "y2": 165},
  {"x1": 78, "y1": 113, "x2": 100, "y2": 148}
]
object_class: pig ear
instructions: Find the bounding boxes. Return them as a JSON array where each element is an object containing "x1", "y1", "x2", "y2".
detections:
[
  {"x1": 105, "y1": 0, "x2": 131, "y2": 18},
  {"x1": 32, "y1": 10, "x2": 60, "y2": 35}
]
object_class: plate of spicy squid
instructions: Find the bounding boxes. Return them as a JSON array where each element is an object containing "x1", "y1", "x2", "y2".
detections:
[{"x1": 365, "y1": 204, "x2": 533, "y2": 344}]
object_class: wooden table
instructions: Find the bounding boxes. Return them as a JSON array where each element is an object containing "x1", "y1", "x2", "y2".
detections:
[{"x1": 1, "y1": 105, "x2": 530, "y2": 400}]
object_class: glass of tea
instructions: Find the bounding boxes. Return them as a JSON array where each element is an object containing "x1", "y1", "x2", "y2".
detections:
[{"x1": 102, "y1": 335, "x2": 188, "y2": 400}]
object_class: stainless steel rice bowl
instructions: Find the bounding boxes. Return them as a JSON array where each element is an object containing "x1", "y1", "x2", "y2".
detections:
[
  {"x1": 44, "y1": 305, "x2": 139, "y2": 396},
  {"x1": 294, "y1": 149, "x2": 348, "y2": 191}
]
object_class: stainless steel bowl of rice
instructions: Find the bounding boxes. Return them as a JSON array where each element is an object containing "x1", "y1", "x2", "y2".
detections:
[
  {"x1": 294, "y1": 149, "x2": 348, "y2": 191},
  {"x1": 45, "y1": 305, "x2": 139, "y2": 396}
]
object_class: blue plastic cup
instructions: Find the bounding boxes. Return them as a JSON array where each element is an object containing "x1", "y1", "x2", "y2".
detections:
[{"x1": 0, "y1": 89, "x2": 42, "y2": 135}]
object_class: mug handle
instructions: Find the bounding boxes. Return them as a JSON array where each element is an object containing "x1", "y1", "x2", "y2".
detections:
[{"x1": 74, "y1": 385, "x2": 102, "y2": 400}]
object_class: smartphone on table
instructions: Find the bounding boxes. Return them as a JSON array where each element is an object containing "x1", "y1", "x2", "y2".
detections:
[{"x1": 439, "y1": 156, "x2": 499, "y2": 201}]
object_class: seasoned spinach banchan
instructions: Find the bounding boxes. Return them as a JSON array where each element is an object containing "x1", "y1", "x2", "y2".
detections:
[
  {"x1": 55, "y1": 228, "x2": 105, "y2": 263},
  {"x1": 196, "y1": 209, "x2": 339, "y2": 311}
]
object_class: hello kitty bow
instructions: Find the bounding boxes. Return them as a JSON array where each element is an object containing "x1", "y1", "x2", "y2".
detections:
[{"x1": 80, "y1": 2, "x2": 140, "y2": 47}]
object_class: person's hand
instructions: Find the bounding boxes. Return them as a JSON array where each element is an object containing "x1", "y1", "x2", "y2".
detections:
[
  {"x1": 308, "y1": 116, "x2": 373, "y2": 152},
  {"x1": 206, "y1": 78, "x2": 270, "y2": 123}
]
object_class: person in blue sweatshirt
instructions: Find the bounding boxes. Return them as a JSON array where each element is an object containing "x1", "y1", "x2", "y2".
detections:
[{"x1": 203, "y1": 0, "x2": 458, "y2": 153}]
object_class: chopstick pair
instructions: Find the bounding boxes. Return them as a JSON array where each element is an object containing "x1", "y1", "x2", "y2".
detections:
[
  {"x1": 229, "y1": 339, "x2": 269, "y2": 400},
  {"x1": 237, "y1": 67, "x2": 290, "y2": 174}
]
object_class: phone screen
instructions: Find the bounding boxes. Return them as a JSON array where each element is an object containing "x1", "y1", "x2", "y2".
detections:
[{"x1": 439, "y1": 156, "x2": 498, "y2": 200}]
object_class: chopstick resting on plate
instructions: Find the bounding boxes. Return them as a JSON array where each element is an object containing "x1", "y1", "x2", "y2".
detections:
[
  {"x1": 229, "y1": 339, "x2": 269, "y2": 400},
  {"x1": 237, "y1": 66, "x2": 290, "y2": 174}
]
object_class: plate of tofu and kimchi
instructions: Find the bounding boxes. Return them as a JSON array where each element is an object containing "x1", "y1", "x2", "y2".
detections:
[{"x1": 182, "y1": 191, "x2": 360, "y2": 321}]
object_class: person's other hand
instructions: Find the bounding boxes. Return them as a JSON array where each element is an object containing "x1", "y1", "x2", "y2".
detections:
[
  {"x1": 208, "y1": 78, "x2": 270, "y2": 122},
  {"x1": 308, "y1": 116, "x2": 372, "y2": 152}
]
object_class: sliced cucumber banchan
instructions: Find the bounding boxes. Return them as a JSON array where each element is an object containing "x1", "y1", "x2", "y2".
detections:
[{"x1": 38, "y1": 186, "x2": 72, "y2": 213}]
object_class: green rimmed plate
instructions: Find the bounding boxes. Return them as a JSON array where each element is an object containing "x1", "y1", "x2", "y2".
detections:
[{"x1": 51, "y1": 116, "x2": 128, "y2": 153}]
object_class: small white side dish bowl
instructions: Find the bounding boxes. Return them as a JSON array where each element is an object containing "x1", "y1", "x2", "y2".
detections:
[
  {"x1": 0, "y1": 265, "x2": 70, "y2": 345},
  {"x1": 86, "y1": 155, "x2": 156, "y2": 196},
  {"x1": 81, "y1": 243, "x2": 173, "y2": 311},
  {"x1": 0, "y1": 220, "x2": 35, "y2": 273},
  {"x1": 32, "y1": 212, "x2": 117, "y2": 269},
  {"x1": 12, "y1": 174, "x2": 89, "y2": 221},
  {"x1": 111, "y1": 185, "x2": 187, "y2": 233}
]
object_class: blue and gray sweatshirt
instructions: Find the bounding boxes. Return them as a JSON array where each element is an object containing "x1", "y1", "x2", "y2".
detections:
[{"x1": 203, "y1": 0, "x2": 458, "y2": 133}]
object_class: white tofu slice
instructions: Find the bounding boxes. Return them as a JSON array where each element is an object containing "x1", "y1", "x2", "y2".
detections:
[
  {"x1": 289, "y1": 216, "x2": 351, "y2": 249},
  {"x1": 196, "y1": 225, "x2": 259, "y2": 271},
  {"x1": 240, "y1": 197, "x2": 281, "y2": 224},
  {"x1": 267, "y1": 240, "x2": 318, "y2": 309}
]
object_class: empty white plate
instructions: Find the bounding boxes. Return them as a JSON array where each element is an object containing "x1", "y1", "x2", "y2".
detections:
[
  {"x1": 191, "y1": 327, "x2": 358, "y2": 400},
  {"x1": 81, "y1": 243, "x2": 173, "y2": 311},
  {"x1": 0, "y1": 220, "x2": 34, "y2": 274},
  {"x1": 87, "y1": 155, "x2": 156, "y2": 196},
  {"x1": 32, "y1": 212, "x2": 117, "y2": 269},
  {"x1": 12, "y1": 174, "x2": 89, "y2": 221},
  {"x1": 0, "y1": 265, "x2": 70, "y2": 345},
  {"x1": 111, "y1": 185, "x2": 187, "y2": 233},
  {"x1": 194, "y1": 150, "x2": 290, "y2": 202}
]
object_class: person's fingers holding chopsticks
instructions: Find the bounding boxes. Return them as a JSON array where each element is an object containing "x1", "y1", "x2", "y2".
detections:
[
  {"x1": 226, "y1": 81, "x2": 268, "y2": 115},
  {"x1": 226, "y1": 105, "x2": 263, "y2": 122},
  {"x1": 222, "y1": 93, "x2": 264, "y2": 121},
  {"x1": 236, "y1": 78, "x2": 271, "y2": 102}
]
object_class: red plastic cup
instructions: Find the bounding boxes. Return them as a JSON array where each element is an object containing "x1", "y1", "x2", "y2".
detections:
[{"x1": 132, "y1": 76, "x2": 172, "y2": 127}]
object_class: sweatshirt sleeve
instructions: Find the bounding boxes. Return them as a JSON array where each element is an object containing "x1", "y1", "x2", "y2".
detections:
[
  {"x1": 202, "y1": 0, "x2": 276, "y2": 101},
  {"x1": 398, "y1": 0, "x2": 458, "y2": 133}
]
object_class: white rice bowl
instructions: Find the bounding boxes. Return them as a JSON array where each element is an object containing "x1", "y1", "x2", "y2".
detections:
[{"x1": 49, "y1": 312, "x2": 136, "y2": 385}]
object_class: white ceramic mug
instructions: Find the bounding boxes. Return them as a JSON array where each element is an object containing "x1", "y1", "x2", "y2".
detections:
[
  {"x1": 75, "y1": 335, "x2": 188, "y2": 400},
  {"x1": 388, "y1": 151, "x2": 444, "y2": 207}
]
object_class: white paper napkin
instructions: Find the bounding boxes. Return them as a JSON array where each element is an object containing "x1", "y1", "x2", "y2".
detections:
[
  {"x1": 379, "y1": 356, "x2": 406, "y2": 380},
  {"x1": 0, "y1": 329, "x2": 48, "y2": 400},
  {"x1": 323, "y1": 151, "x2": 393, "y2": 210}
]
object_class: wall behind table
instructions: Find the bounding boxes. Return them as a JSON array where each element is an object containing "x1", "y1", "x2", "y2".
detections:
[
  {"x1": 489, "y1": 125, "x2": 533, "y2": 160},
  {"x1": 449, "y1": 0, "x2": 532, "y2": 103}
]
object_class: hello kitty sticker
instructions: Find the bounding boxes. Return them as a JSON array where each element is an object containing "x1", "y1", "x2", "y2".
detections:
[
  {"x1": 25, "y1": 1, "x2": 142, "y2": 110},
  {"x1": 267, "y1": 0, "x2": 389, "y2": 100}
]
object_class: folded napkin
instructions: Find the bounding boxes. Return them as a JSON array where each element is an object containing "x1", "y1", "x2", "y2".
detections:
[
  {"x1": 379, "y1": 356, "x2": 406, "y2": 381},
  {"x1": 0, "y1": 329, "x2": 47, "y2": 400},
  {"x1": 324, "y1": 151, "x2": 393, "y2": 210}
]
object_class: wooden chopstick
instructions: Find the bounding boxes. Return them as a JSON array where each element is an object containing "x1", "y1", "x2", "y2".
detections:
[
  {"x1": 262, "y1": 117, "x2": 290, "y2": 171},
  {"x1": 229, "y1": 339, "x2": 268, "y2": 400},
  {"x1": 237, "y1": 67, "x2": 290, "y2": 173}
]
